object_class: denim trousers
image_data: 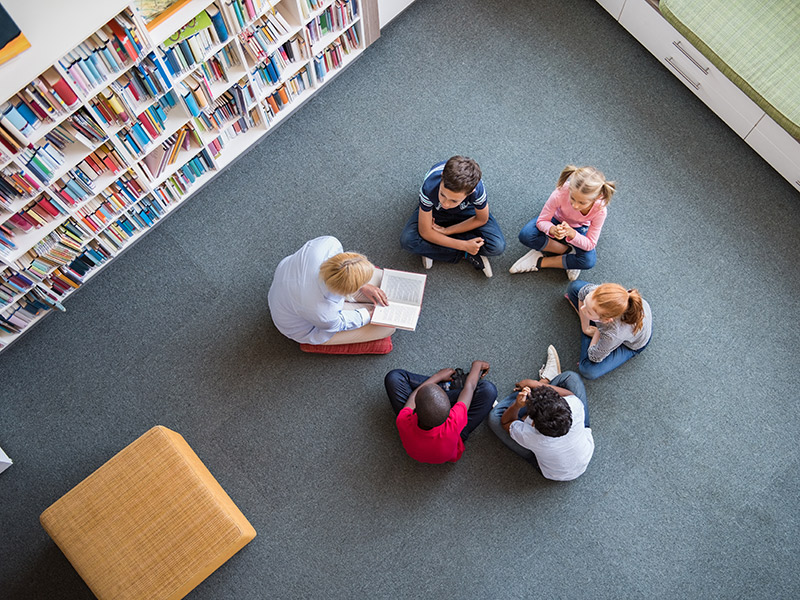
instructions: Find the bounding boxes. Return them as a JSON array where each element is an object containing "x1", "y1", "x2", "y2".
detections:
[
  {"x1": 400, "y1": 211, "x2": 506, "y2": 263},
  {"x1": 487, "y1": 371, "x2": 588, "y2": 466},
  {"x1": 384, "y1": 369, "x2": 498, "y2": 441},
  {"x1": 566, "y1": 280, "x2": 651, "y2": 379},
  {"x1": 518, "y1": 217, "x2": 596, "y2": 270}
]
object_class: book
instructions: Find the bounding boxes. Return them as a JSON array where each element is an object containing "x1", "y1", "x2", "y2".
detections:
[
  {"x1": 370, "y1": 269, "x2": 427, "y2": 331},
  {"x1": 0, "y1": 4, "x2": 30, "y2": 66},
  {"x1": 207, "y1": 6, "x2": 229, "y2": 43}
]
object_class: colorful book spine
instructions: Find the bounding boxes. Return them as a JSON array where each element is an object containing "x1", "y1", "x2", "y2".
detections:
[
  {"x1": 66, "y1": 107, "x2": 108, "y2": 146},
  {"x1": 0, "y1": 165, "x2": 41, "y2": 209},
  {"x1": 19, "y1": 143, "x2": 66, "y2": 184},
  {"x1": 0, "y1": 267, "x2": 35, "y2": 307},
  {"x1": 12, "y1": 221, "x2": 88, "y2": 276},
  {"x1": 59, "y1": 10, "x2": 144, "y2": 97},
  {"x1": 115, "y1": 98, "x2": 175, "y2": 156},
  {"x1": 207, "y1": 6, "x2": 229, "y2": 43}
]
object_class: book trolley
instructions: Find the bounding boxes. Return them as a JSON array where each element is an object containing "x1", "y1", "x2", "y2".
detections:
[{"x1": 0, "y1": 0, "x2": 375, "y2": 353}]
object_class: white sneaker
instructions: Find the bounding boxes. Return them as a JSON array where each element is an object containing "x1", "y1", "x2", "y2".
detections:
[
  {"x1": 480, "y1": 255, "x2": 493, "y2": 278},
  {"x1": 566, "y1": 269, "x2": 581, "y2": 281},
  {"x1": 538, "y1": 345, "x2": 561, "y2": 381},
  {"x1": 463, "y1": 253, "x2": 492, "y2": 277},
  {"x1": 509, "y1": 249, "x2": 542, "y2": 273},
  {"x1": 422, "y1": 256, "x2": 433, "y2": 269}
]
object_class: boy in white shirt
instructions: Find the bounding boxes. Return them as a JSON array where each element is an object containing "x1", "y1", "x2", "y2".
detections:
[{"x1": 487, "y1": 347, "x2": 594, "y2": 481}]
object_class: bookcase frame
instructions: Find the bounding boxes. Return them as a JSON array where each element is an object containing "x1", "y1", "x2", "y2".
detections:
[{"x1": 0, "y1": 0, "x2": 378, "y2": 354}]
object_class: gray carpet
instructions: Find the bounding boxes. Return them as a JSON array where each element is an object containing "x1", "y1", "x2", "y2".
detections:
[{"x1": 1, "y1": 0, "x2": 799, "y2": 598}]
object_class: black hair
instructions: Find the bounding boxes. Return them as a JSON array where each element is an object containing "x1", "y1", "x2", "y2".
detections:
[
  {"x1": 414, "y1": 384, "x2": 451, "y2": 429},
  {"x1": 526, "y1": 386, "x2": 572, "y2": 437}
]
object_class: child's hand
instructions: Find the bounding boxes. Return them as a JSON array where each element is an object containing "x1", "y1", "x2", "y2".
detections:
[
  {"x1": 431, "y1": 223, "x2": 448, "y2": 234},
  {"x1": 463, "y1": 237, "x2": 485, "y2": 255},
  {"x1": 515, "y1": 387, "x2": 531, "y2": 404},
  {"x1": 435, "y1": 368, "x2": 456, "y2": 382},
  {"x1": 561, "y1": 224, "x2": 577, "y2": 240},
  {"x1": 515, "y1": 378, "x2": 541, "y2": 390},
  {"x1": 549, "y1": 225, "x2": 565, "y2": 239},
  {"x1": 471, "y1": 360, "x2": 490, "y2": 374}
]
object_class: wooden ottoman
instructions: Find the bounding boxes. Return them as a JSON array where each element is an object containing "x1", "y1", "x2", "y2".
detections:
[{"x1": 40, "y1": 426, "x2": 256, "y2": 600}]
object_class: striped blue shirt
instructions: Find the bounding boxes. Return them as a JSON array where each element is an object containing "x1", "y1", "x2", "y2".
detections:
[{"x1": 418, "y1": 161, "x2": 487, "y2": 217}]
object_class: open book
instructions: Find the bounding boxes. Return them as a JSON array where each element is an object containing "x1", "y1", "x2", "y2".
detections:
[{"x1": 370, "y1": 269, "x2": 427, "y2": 331}]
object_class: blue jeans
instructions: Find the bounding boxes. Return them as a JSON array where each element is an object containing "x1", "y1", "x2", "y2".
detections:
[
  {"x1": 400, "y1": 211, "x2": 506, "y2": 263},
  {"x1": 518, "y1": 217, "x2": 596, "y2": 270},
  {"x1": 384, "y1": 369, "x2": 498, "y2": 441},
  {"x1": 566, "y1": 280, "x2": 651, "y2": 379},
  {"x1": 487, "y1": 371, "x2": 588, "y2": 467}
]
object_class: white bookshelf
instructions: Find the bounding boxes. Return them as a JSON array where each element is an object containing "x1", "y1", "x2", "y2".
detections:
[{"x1": 0, "y1": 0, "x2": 376, "y2": 353}]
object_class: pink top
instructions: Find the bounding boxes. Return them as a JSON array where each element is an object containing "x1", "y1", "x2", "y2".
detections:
[{"x1": 536, "y1": 182, "x2": 608, "y2": 251}]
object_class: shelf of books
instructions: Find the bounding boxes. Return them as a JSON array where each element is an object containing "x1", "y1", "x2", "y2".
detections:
[{"x1": 0, "y1": 0, "x2": 369, "y2": 352}]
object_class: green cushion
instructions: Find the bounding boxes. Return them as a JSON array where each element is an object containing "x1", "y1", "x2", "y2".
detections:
[{"x1": 660, "y1": 0, "x2": 800, "y2": 139}]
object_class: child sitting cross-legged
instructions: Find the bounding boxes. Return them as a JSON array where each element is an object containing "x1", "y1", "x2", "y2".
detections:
[
  {"x1": 384, "y1": 361, "x2": 497, "y2": 464},
  {"x1": 566, "y1": 280, "x2": 652, "y2": 379},
  {"x1": 400, "y1": 156, "x2": 506, "y2": 278},
  {"x1": 487, "y1": 347, "x2": 594, "y2": 482},
  {"x1": 510, "y1": 165, "x2": 615, "y2": 281}
]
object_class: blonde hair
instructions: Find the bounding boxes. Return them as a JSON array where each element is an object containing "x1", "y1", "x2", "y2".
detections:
[
  {"x1": 557, "y1": 165, "x2": 616, "y2": 206},
  {"x1": 592, "y1": 283, "x2": 645, "y2": 334},
  {"x1": 320, "y1": 252, "x2": 373, "y2": 296}
]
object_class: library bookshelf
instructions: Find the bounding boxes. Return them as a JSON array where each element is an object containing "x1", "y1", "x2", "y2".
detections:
[{"x1": 0, "y1": 0, "x2": 378, "y2": 354}]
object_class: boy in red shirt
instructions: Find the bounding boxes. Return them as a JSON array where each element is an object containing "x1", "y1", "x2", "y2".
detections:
[{"x1": 384, "y1": 361, "x2": 496, "y2": 463}]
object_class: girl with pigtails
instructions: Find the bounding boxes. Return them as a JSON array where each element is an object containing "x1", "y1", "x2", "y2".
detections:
[
  {"x1": 510, "y1": 165, "x2": 616, "y2": 281},
  {"x1": 565, "y1": 281, "x2": 653, "y2": 379}
]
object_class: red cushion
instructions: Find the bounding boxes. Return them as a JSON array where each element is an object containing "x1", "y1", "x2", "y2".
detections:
[{"x1": 300, "y1": 337, "x2": 393, "y2": 355}]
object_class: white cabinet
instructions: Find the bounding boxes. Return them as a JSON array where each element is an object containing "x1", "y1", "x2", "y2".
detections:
[
  {"x1": 745, "y1": 115, "x2": 800, "y2": 193},
  {"x1": 599, "y1": 0, "x2": 798, "y2": 192},
  {"x1": 595, "y1": 0, "x2": 627, "y2": 20},
  {"x1": 618, "y1": 0, "x2": 763, "y2": 138},
  {"x1": 378, "y1": 0, "x2": 415, "y2": 28}
]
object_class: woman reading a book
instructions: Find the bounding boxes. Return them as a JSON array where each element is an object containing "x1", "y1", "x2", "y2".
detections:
[{"x1": 268, "y1": 236, "x2": 395, "y2": 345}]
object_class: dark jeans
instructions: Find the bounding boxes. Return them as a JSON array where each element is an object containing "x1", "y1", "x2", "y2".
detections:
[
  {"x1": 566, "y1": 280, "x2": 651, "y2": 379},
  {"x1": 384, "y1": 369, "x2": 498, "y2": 441},
  {"x1": 400, "y1": 211, "x2": 506, "y2": 263},
  {"x1": 487, "y1": 371, "x2": 588, "y2": 467},
  {"x1": 518, "y1": 217, "x2": 596, "y2": 270}
]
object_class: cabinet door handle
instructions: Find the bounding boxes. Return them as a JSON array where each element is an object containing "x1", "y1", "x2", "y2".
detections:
[
  {"x1": 665, "y1": 57, "x2": 701, "y2": 89},
  {"x1": 673, "y1": 41, "x2": 709, "y2": 74}
]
